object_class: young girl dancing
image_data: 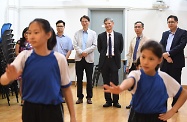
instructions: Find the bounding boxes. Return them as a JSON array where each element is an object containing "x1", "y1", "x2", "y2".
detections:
[
  {"x1": 0, "y1": 18, "x2": 76, "y2": 122},
  {"x1": 104, "y1": 40, "x2": 187, "y2": 122}
]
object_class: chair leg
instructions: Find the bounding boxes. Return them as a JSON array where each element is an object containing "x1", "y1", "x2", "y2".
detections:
[
  {"x1": 5, "y1": 86, "x2": 10, "y2": 106},
  {"x1": 95, "y1": 72, "x2": 100, "y2": 87},
  {"x1": 12, "y1": 80, "x2": 19, "y2": 103},
  {"x1": 15, "y1": 83, "x2": 19, "y2": 103},
  {"x1": 2, "y1": 87, "x2": 6, "y2": 99},
  {"x1": 92, "y1": 72, "x2": 97, "y2": 88},
  {"x1": 92, "y1": 65, "x2": 100, "y2": 87}
]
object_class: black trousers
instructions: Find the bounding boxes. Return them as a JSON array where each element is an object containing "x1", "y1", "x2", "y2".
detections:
[
  {"x1": 75, "y1": 58, "x2": 93, "y2": 99},
  {"x1": 128, "y1": 108, "x2": 167, "y2": 122},
  {"x1": 101, "y1": 57, "x2": 119, "y2": 103},
  {"x1": 160, "y1": 61, "x2": 182, "y2": 106},
  {"x1": 22, "y1": 101, "x2": 64, "y2": 122}
]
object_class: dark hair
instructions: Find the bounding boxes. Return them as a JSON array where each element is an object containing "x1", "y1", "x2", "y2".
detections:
[
  {"x1": 48, "y1": 27, "x2": 57, "y2": 50},
  {"x1": 140, "y1": 40, "x2": 163, "y2": 71},
  {"x1": 136, "y1": 57, "x2": 140, "y2": 68},
  {"x1": 167, "y1": 15, "x2": 178, "y2": 22},
  {"x1": 56, "y1": 20, "x2": 65, "y2": 27},
  {"x1": 29, "y1": 18, "x2": 57, "y2": 50},
  {"x1": 80, "y1": 15, "x2": 90, "y2": 22},
  {"x1": 134, "y1": 21, "x2": 144, "y2": 28},
  {"x1": 19, "y1": 27, "x2": 29, "y2": 46},
  {"x1": 104, "y1": 17, "x2": 114, "y2": 23}
]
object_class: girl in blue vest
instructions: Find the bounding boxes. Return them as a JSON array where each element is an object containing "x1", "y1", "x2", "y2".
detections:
[
  {"x1": 0, "y1": 18, "x2": 76, "y2": 122},
  {"x1": 104, "y1": 40, "x2": 187, "y2": 122}
]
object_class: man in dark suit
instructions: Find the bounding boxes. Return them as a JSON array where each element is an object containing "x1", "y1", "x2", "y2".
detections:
[
  {"x1": 97, "y1": 18, "x2": 124, "y2": 108},
  {"x1": 160, "y1": 15, "x2": 187, "y2": 107}
]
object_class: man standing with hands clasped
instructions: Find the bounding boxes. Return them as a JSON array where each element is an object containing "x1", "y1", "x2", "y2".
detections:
[
  {"x1": 97, "y1": 17, "x2": 124, "y2": 108},
  {"x1": 73, "y1": 15, "x2": 97, "y2": 104},
  {"x1": 160, "y1": 15, "x2": 187, "y2": 108}
]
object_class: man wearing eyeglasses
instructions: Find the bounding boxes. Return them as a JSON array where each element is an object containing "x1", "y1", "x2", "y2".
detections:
[
  {"x1": 54, "y1": 20, "x2": 74, "y2": 103},
  {"x1": 73, "y1": 15, "x2": 97, "y2": 104},
  {"x1": 160, "y1": 15, "x2": 187, "y2": 107},
  {"x1": 54, "y1": 20, "x2": 73, "y2": 59}
]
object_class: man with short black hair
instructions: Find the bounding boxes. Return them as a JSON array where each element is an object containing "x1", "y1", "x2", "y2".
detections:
[
  {"x1": 160, "y1": 15, "x2": 187, "y2": 107},
  {"x1": 54, "y1": 20, "x2": 73, "y2": 59},
  {"x1": 54, "y1": 20, "x2": 74, "y2": 103},
  {"x1": 73, "y1": 15, "x2": 97, "y2": 104}
]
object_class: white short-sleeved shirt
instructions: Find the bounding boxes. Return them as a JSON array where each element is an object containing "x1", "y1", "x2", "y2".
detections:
[
  {"x1": 128, "y1": 69, "x2": 182, "y2": 114},
  {"x1": 12, "y1": 50, "x2": 71, "y2": 105}
]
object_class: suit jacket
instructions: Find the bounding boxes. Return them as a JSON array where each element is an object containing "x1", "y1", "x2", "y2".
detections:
[
  {"x1": 160, "y1": 28, "x2": 187, "y2": 68},
  {"x1": 126, "y1": 34, "x2": 149, "y2": 69},
  {"x1": 73, "y1": 28, "x2": 97, "y2": 63},
  {"x1": 97, "y1": 31, "x2": 124, "y2": 69}
]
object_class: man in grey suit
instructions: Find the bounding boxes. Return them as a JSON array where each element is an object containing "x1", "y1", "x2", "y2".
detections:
[
  {"x1": 73, "y1": 15, "x2": 97, "y2": 104},
  {"x1": 97, "y1": 18, "x2": 124, "y2": 108}
]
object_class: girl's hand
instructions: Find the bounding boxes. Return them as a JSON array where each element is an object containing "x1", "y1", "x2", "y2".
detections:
[
  {"x1": 70, "y1": 117, "x2": 77, "y2": 122},
  {"x1": 158, "y1": 109, "x2": 176, "y2": 121},
  {"x1": 103, "y1": 82, "x2": 122, "y2": 94},
  {"x1": 6, "y1": 64, "x2": 22, "y2": 81}
]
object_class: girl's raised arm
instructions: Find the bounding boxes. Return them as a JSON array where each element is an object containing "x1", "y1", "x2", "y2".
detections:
[
  {"x1": 0, "y1": 64, "x2": 22, "y2": 85},
  {"x1": 103, "y1": 77, "x2": 135, "y2": 94}
]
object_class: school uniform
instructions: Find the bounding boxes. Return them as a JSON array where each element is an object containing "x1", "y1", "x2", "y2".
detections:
[
  {"x1": 12, "y1": 50, "x2": 71, "y2": 122},
  {"x1": 128, "y1": 69, "x2": 182, "y2": 122}
]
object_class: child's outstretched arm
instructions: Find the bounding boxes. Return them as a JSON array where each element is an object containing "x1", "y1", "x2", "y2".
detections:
[
  {"x1": 158, "y1": 88, "x2": 187, "y2": 121},
  {"x1": 0, "y1": 64, "x2": 22, "y2": 85},
  {"x1": 103, "y1": 77, "x2": 135, "y2": 94},
  {"x1": 62, "y1": 87, "x2": 76, "y2": 122}
]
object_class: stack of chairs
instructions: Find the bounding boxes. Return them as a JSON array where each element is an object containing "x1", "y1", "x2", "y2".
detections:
[
  {"x1": 0, "y1": 23, "x2": 19, "y2": 105},
  {"x1": 92, "y1": 65, "x2": 101, "y2": 87}
]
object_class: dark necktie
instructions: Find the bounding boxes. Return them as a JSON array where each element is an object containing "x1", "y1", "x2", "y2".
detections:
[
  {"x1": 108, "y1": 34, "x2": 112, "y2": 57},
  {"x1": 133, "y1": 37, "x2": 140, "y2": 61}
]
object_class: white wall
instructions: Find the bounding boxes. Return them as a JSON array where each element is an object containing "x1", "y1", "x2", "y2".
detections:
[
  {"x1": 125, "y1": 9, "x2": 187, "y2": 58},
  {"x1": 2, "y1": 0, "x2": 187, "y2": 39},
  {"x1": 0, "y1": 0, "x2": 19, "y2": 39},
  {"x1": 19, "y1": 8, "x2": 88, "y2": 39},
  {"x1": 0, "y1": 0, "x2": 8, "y2": 35},
  {"x1": 1, "y1": 0, "x2": 187, "y2": 84}
]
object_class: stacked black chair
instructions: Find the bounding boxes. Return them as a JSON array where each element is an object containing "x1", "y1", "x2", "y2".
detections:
[
  {"x1": 0, "y1": 23, "x2": 19, "y2": 105},
  {"x1": 92, "y1": 65, "x2": 101, "y2": 87}
]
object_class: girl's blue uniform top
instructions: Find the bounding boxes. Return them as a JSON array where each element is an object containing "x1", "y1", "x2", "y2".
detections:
[
  {"x1": 128, "y1": 69, "x2": 182, "y2": 114},
  {"x1": 12, "y1": 50, "x2": 71, "y2": 105}
]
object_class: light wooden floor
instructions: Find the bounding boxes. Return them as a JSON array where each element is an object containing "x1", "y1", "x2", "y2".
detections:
[{"x1": 0, "y1": 85, "x2": 186, "y2": 122}]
